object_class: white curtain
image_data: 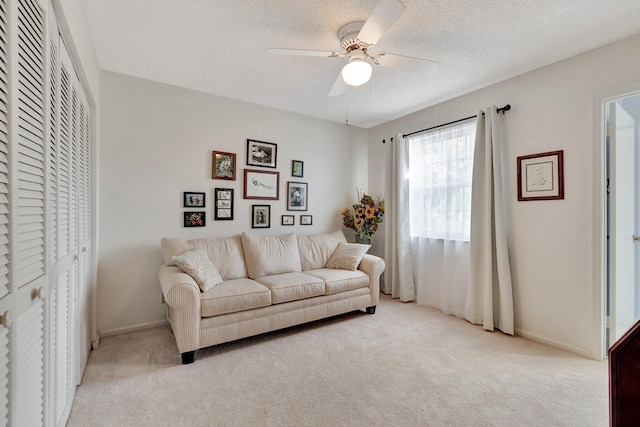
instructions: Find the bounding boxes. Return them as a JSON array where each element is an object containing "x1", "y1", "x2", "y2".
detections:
[
  {"x1": 464, "y1": 106, "x2": 514, "y2": 335},
  {"x1": 383, "y1": 133, "x2": 415, "y2": 302},
  {"x1": 413, "y1": 237, "x2": 469, "y2": 317},
  {"x1": 406, "y1": 120, "x2": 476, "y2": 315}
]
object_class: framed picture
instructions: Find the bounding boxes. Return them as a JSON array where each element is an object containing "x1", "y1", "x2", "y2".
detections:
[
  {"x1": 244, "y1": 169, "x2": 280, "y2": 200},
  {"x1": 212, "y1": 151, "x2": 236, "y2": 180},
  {"x1": 300, "y1": 215, "x2": 313, "y2": 225},
  {"x1": 246, "y1": 139, "x2": 277, "y2": 168},
  {"x1": 214, "y1": 188, "x2": 234, "y2": 220},
  {"x1": 252, "y1": 205, "x2": 271, "y2": 228},
  {"x1": 184, "y1": 211, "x2": 205, "y2": 227},
  {"x1": 281, "y1": 215, "x2": 294, "y2": 226},
  {"x1": 183, "y1": 192, "x2": 205, "y2": 208},
  {"x1": 291, "y1": 160, "x2": 304, "y2": 177},
  {"x1": 287, "y1": 181, "x2": 308, "y2": 211},
  {"x1": 517, "y1": 150, "x2": 564, "y2": 201}
]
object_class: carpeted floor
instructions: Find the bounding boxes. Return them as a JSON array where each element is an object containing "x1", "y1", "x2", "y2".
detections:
[{"x1": 68, "y1": 295, "x2": 608, "y2": 427}]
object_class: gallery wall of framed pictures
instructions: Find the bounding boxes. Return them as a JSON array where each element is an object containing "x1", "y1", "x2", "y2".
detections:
[{"x1": 181, "y1": 141, "x2": 313, "y2": 229}]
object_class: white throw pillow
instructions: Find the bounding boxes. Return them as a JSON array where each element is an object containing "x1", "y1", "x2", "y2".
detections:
[
  {"x1": 172, "y1": 248, "x2": 223, "y2": 292},
  {"x1": 325, "y1": 242, "x2": 370, "y2": 271}
]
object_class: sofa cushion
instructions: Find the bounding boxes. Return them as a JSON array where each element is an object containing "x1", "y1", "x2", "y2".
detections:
[
  {"x1": 189, "y1": 235, "x2": 247, "y2": 280},
  {"x1": 172, "y1": 249, "x2": 223, "y2": 292},
  {"x1": 241, "y1": 233, "x2": 301, "y2": 279},
  {"x1": 200, "y1": 278, "x2": 272, "y2": 318},
  {"x1": 297, "y1": 230, "x2": 347, "y2": 271},
  {"x1": 255, "y1": 272, "x2": 325, "y2": 304},
  {"x1": 161, "y1": 235, "x2": 247, "y2": 280},
  {"x1": 304, "y1": 268, "x2": 369, "y2": 295},
  {"x1": 326, "y1": 242, "x2": 371, "y2": 271},
  {"x1": 161, "y1": 237, "x2": 192, "y2": 266}
]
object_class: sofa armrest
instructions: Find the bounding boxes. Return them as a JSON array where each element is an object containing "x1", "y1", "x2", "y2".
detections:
[
  {"x1": 158, "y1": 265, "x2": 201, "y2": 353},
  {"x1": 358, "y1": 254, "x2": 385, "y2": 307}
]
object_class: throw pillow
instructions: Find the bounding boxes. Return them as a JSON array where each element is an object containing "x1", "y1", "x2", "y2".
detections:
[
  {"x1": 325, "y1": 242, "x2": 371, "y2": 271},
  {"x1": 172, "y1": 248, "x2": 223, "y2": 292}
]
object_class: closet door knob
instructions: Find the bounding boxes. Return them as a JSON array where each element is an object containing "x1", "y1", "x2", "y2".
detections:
[
  {"x1": 0, "y1": 311, "x2": 12, "y2": 328},
  {"x1": 32, "y1": 287, "x2": 46, "y2": 300}
]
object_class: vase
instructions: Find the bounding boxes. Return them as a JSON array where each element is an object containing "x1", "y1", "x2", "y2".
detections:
[{"x1": 355, "y1": 236, "x2": 371, "y2": 245}]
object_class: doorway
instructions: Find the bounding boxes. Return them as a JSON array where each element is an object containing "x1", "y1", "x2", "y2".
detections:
[{"x1": 605, "y1": 92, "x2": 640, "y2": 349}]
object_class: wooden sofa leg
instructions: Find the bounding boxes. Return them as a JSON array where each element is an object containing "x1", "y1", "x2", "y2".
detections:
[
  {"x1": 366, "y1": 306, "x2": 376, "y2": 315},
  {"x1": 182, "y1": 351, "x2": 196, "y2": 364}
]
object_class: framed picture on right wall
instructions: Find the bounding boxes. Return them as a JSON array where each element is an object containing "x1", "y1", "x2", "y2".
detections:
[{"x1": 517, "y1": 150, "x2": 564, "y2": 201}]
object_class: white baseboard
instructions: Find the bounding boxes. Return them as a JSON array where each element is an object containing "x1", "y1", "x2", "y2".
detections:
[
  {"x1": 99, "y1": 319, "x2": 169, "y2": 338},
  {"x1": 515, "y1": 328, "x2": 596, "y2": 360}
]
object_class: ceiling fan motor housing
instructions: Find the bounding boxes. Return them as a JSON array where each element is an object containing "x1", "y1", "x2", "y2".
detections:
[{"x1": 338, "y1": 21, "x2": 366, "y2": 52}]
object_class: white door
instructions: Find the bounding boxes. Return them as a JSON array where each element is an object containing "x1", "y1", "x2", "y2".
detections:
[{"x1": 608, "y1": 97, "x2": 640, "y2": 347}]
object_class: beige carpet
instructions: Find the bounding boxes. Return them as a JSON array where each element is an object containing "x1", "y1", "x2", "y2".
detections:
[{"x1": 68, "y1": 295, "x2": 608, "y2": 426}]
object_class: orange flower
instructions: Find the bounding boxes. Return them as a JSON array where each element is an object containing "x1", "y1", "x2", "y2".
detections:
[
  {"x1": 356, "y1": 207, "x2": 365, "y2": 216},
  {"x1": 354, "y1": 218, "x2": 364, "y2": 228},
  {"x1": 365, "y1": 206, "x2": 375, "y2": 218}
]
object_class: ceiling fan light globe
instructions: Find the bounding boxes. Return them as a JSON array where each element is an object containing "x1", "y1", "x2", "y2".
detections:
[{"x1": 341, "y1": 59, "x2": 372, "y2": 86}]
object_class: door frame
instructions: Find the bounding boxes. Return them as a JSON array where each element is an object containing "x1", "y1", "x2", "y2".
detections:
[{"x1": 593, "y1": 83, "x2": 640, "y2": 361}]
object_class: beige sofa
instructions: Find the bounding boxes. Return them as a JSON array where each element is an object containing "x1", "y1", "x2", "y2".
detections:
[{"x1": 159, "y1": 230, "x2": 385, "y2": 363}]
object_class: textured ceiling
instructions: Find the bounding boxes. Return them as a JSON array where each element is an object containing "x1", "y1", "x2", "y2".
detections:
[{"x1": 82, "y1": 0, "x2": 640, "y2": 128}]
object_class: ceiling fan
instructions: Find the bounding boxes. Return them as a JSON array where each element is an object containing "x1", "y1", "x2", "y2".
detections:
[{"x1": 266, "y1": 0, "x2": 439, "y2": 97}]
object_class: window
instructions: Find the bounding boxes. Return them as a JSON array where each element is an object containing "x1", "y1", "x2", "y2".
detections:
[{"x1": 407, "y1": 119, "x2": 477, "y2": 241}]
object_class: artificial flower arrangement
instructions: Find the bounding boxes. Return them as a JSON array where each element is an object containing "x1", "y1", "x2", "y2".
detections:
[{"x1": 341, "y1": 192, "x2": 384, "y2": 241}]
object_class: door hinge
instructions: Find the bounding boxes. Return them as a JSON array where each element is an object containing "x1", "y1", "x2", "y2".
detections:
[{"x1": 633, "y1": 235, "x2": 640, "y2": 243}]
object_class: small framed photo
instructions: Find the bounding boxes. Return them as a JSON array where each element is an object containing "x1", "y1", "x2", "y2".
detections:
[
  {"x1": 287, "y1": 181, "x2": 308, "y2": 211},
  {"x1": 184, "y1": 192, "x2": 205, "y2": 208},
  {"x1": 184, "y1": 211, "x2": 206, "y2": 227},
  {"x1": 291, "y1": 160, "x2": 304, "y2": 177},
  {"x1": 300, "y1": 215, "x2": 313, "y2": 225},
  {"x1": 212, "y1": 151, "x2": 236, "y2": 180},
  {"x1": 252, "y1": 205, "x2": 271, "y2": 228},
  {"x1": 214, "y1": 188, "x2": 234, "y2": 220},
  {"x1": 281, "y1": 215, "x2": 294, "y2": 226},
  {"x1": 244, "y1": 169, "x2": 280, "y2": 200},
  {"x1": 517, "y1": 150, "x2": 564, "y2": 201},
  {"x1": 247, "y1": 139, "x2": 277, "y2": 168}
]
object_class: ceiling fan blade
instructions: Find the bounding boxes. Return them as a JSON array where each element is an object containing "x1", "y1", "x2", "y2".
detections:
[
  {"x1": 376, "y1": 53, "x2": 440, "y2": 74},
  {"x1": 266, "y1": 48, "x2": 341, "y2": 57},
  {"x1": 357, "y1": 0, "x2": 405, "y2": 47},
  {"x1": 328, "y1": 73, "x2": 347, "y2": 97}
]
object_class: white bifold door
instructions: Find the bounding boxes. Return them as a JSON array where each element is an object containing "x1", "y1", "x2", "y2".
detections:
[{"x1": 0, "y1": 0, "x2": 94, "y2": 425}]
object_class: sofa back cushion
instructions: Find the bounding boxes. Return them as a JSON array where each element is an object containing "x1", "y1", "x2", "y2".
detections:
[
  {"x1": 241, "y1": 232, "x2": 301, "y2": 279},
  {"x1": 297, "y1": 230, "x2": 347, "y2": 271},
  {"x1": 161, "y1": 237, "x2": 192, "y2": 266},
  {"x1": 189, "y1": 235, "x2": 248, "y2": 280},
  {"x1": 161, "y1": 235, "x2": 247, "y2": 280}
]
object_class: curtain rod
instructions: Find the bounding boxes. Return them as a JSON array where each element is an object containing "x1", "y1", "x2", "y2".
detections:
[{"x1": 382, "y1": 104, "x2": 511, "y2": 143}]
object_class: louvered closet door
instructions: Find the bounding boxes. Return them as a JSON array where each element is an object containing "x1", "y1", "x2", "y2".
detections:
[
  {"x1": 10, "y1": 0, "x2": 48, "y2": 426},
  {"x1": 0, "y1": 0, "x2": 11, "y2": 424},
  {"x1": 46, "y1": 8, "x2": 59, "y2": 425},
  {"x1": 76, "y1": 83, "x2": 90, "y2": 379},
  {"x1": 50, "y1": 38, "x2": 80, "y2": 426}
]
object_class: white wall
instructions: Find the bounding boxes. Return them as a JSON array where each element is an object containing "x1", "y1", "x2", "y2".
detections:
[
  {"x1": 98, "y1": 71, "x2": 368, "y2": 335},
  {"x1": 368, "y1": 34, "x2": 640, "y2": 359}
]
